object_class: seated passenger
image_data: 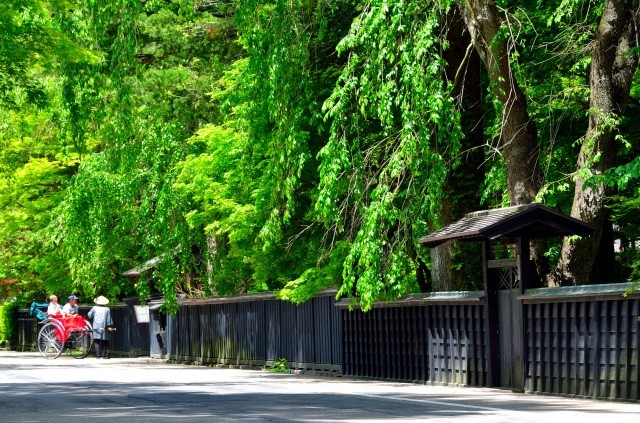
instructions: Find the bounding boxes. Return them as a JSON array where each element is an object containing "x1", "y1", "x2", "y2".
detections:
[
  {"x1": 47, "y1": 295, "x2": 62, "y2": 316},
  {"x1": 63, "y1": 295, "x2": 79, "y2": 316}
]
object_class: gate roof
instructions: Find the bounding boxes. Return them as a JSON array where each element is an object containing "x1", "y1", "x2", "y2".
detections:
[{"x1": 419, "y1": 203, "x2": 596, "y2": 248}]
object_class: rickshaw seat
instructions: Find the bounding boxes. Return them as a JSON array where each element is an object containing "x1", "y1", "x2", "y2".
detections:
[{"x1": 29, "y1": 301, "x2": 49, "y2": 321}]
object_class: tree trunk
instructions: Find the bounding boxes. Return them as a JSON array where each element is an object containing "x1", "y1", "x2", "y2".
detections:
[
  {"x1": 458, "y1": 0, "x2": 543, "y2": 205},
  {"x1": 555, "y1": 0, "x2": 640, "y2": 285},
  {"x1": 459, "y1": 0, "x2": 548, "y2": 285},
  {"x1": 206, "y1": 235, "x2": 217, "y2": 293}
]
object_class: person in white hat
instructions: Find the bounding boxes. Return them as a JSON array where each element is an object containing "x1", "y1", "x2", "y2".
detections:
[{"x1": 87, "y1": 295, "x2": 114, "y2": 358}]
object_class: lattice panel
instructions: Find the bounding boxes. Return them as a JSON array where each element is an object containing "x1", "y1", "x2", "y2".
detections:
[{"x1": 498, "y1": 267, "x2": 519, "y2": 290}]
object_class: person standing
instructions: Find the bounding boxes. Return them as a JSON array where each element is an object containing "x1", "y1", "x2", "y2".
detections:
[{"x1": 87, "y1": 295, "x2": 114, "y2": 359}]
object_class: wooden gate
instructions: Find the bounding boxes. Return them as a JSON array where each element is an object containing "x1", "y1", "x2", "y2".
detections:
[{"x1": 495, "y1": 265, "x2": 524, "y2": 390}]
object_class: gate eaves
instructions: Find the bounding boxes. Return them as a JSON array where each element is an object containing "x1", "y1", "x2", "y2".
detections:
[{"x1": 418, "y1": 203, "x2": 596, "y2": 247}]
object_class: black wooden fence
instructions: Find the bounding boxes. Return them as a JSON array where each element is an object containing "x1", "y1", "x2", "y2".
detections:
[
  {"x1": 339, "y1": 292, "x2": 488, "y2": 386},
  {"x1": 522, "y1": 285, "x2": 639, "y2": 401},
  {"x1": 166, "y1": 290, "x2": 342, "y2": 372},
  {"x1": 14, "y1": 283, "x2": 639, "y2": 402}
]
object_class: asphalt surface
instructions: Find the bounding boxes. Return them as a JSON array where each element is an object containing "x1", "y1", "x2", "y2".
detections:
[{"x1": 0, "y1": 351, "x2": 638, "y2": 422}]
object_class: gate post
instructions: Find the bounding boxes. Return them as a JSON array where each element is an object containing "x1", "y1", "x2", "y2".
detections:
[
  {"x1": 513, "y1": 236, "x2": 530, "y2": 392},
  {"x1": 482, "y1": 240, "x2": 501, "y2": 387}
]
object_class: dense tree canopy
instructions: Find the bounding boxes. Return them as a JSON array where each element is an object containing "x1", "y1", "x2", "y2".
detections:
[{"x1": 1, "y1": 0, "x2": 639, "y2": 313}]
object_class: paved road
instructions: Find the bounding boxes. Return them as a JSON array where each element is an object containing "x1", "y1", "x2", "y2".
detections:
[{"x1": 0, "y1": 351, "x2": 638, "y2": 422}]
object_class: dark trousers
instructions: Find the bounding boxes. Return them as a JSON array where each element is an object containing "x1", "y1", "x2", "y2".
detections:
[{"x1": 94, "y1": 339, "x2": 109, "y2": 357}]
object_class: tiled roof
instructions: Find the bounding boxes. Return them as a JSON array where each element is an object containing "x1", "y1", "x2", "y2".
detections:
[{"x1": 419, "y1": 203, "x2": 596, "y2": 247}]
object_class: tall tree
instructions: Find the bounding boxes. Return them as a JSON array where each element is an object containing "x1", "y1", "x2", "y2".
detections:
[
  {"x1": 555, "y1": 0, "x2": 640, "y2": 284},
  {"x1": 53, "y1": 0, "x2": 242, "y2": 311},
  {"x1": 229, "y1": 0, "x2": 359, "y2": 300},
  {"x1": 0, "y1": 0, "x2": 97, "y2": 302},
  {"x1": 458, "y1": 0, "x2": 543, "y2": 205}
]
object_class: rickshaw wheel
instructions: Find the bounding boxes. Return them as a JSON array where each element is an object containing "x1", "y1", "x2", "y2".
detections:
[
  {"x1": 37, "y1": 321, "x2": 64, "y2": 359},
  {"x1": 67, "y1": 322, "x2": 93, "y2": 359}
]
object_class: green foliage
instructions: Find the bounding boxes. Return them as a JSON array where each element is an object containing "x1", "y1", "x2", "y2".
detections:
[
  {"x1": 235, "y1": 0, "x2": 345, "y2": 248},
  {"x1": 3, "y1": 0, "x2": 640, "y2": 312},
  {"x1": 174, "y1": 117, "x2": 258, "y2": 295},
  {"x1": 0, "y1": 301, "x2": 20, "y2": 348},
  {"x1": 277, "y1": 240, "x2": 349, "y2": 303},
  {"x1": 0, "y1": 81, "x2": 79, "y2": 301},
  {"x1": 48, "y1": 0, "x2": 242, "y2": 312},
  {"x1": 227, "y1": 0, "x2": 357, "y2": 296},
  {"x1": 267, "y1": 357, "x2": 291, "y2": 373},
  {"x1": 0, "y1": 0, "x2": 99, "y2": 108},
  {"x1": 318, "y1": 0, "x2": 463, "y2": 310}
]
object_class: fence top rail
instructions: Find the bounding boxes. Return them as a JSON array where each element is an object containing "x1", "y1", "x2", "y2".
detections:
[
  {"x1": 519, "y1": 282, "x2": 639, "y2": 303},
  {"x1": 177, "y1": 289, "x2": 339, "y2": 305},
  {"x1": 335, "y1": 290, "x2": 485, "y2": 309},
  {"x1": 18, "y1": 302, "x2": 128, "y2": 314}
]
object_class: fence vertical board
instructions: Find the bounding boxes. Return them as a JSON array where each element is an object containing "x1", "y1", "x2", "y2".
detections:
[
  {"x1": 576, "y1": 300, "x2": 583, "y2": 396},
  {"x1": 414, "y1": 306, "x2": 420, "y2": 382},
  {"x1": 435, "y1": 305, "x2": 441, "y2": 383},
  {"x1": 447, "y1": 307, "x2": 455, "y2": 384},
  {"x1": 402, "y1": 308, "x2": 409, "y2": 381},
  {"x1": 200, "y1": 304, "x2": 210, "y2": 362},
  {"x1": 360, "y1": 308, "x2": 367, "y2": 378},
  {"x1": 367, "y1": 308, "x2": 372, "y2": 378},
  {"x1": 561, "y1": 302, "x2": 570, "y2": 394},
  {"x1": 611, "y1": 300, "x2": 618, "y2": 400},
  {"x1": 550, "y1": 303, "x2": 558, "y2": 393},
  {"x1": 524, "y1": 304, "x2": 532, "y2": 392},
  {"x1": 356, "y1": 308, "x2": 363, "y2": 377},
  {"x1": 591, "y1": 301, "x2": 601, "y2": 399},
  {"x1": 542, "y1": 302, "x2": 549, "y2": 392},
  {"x1": 621, "y1": 299, "x2": 629, "y2": 399},
  {"x1": 405, "y1": 307, "x2": 411, "y2": 381},
  {"x1": 467, "y1": 306, "x2": 476, "y2": 386},
  {"x1": 351, "y1": 308, "x2": 357, "y2": 375},
  {"x1": 478, "y1": 305, "x2": 486, "y2": 387},
  {"x1": 383, "y1": 307, "x2": 390, "y2": 380},
  {"x1": 377, "y1": 307, "x2": 384, "y2": 379},
  {"x1": 392, "y1": 307, "x2": 398, "y2": 380},
  {"x1": 631, "y1": 300, "x2": 639, "y2": 401},
  {"x1": 533, "y1": 304, "x2": 541, "y2": 392},
  {"x1": 573, "y1": 301, "x2": 580, "y2": 396},
  {"x1": 444, "y1": 305, "x2": 450, "y2": 383},
  {"x1": 606, "y1": 301, "x2": 614, "y2": 399},
  {"x1": 342, "y1": 310, "x2": 350, "y2": 375},
  {"x1": 458, "y1": 306, "x2": 463, "y2": 384}
]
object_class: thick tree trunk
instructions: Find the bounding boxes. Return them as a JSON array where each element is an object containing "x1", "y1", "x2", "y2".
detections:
[
  {"x1": 459, "y1": 0, "x2": 547, "y2": 285},
  {"x1": 555, "y1": 0, "x2": 640, "y2": 285},
  {"x1": 458, "y1": 0, "x2": 543, "y2": 205}
]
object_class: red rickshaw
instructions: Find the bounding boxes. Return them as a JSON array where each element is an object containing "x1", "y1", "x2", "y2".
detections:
[{"x1": 30, "y1": 302, "x2": 93, "y2": 359}]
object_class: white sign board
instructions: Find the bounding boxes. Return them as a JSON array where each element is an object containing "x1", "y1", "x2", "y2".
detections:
[{"x1": 133, "y1": 305, "x2": 150, "y2": 323}]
